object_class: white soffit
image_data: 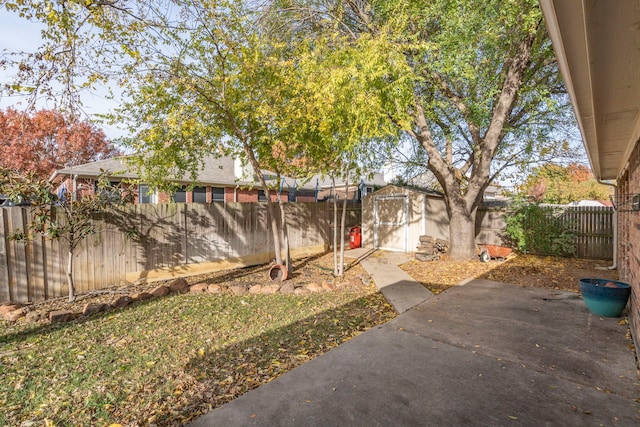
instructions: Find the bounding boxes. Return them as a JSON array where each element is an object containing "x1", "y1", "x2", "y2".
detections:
[{"x1": 539, "y1": 0, "x2": 640, "y2": 180}]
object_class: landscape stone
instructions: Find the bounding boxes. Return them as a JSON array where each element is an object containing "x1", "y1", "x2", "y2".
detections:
[
  {"x1": 321, "y1": 280, "x2": 335, "y2": 291},
  {"x1": 130, "y1": 292, "x2": 153, "y2": 301},
  {"x1": 189, "y1": 283, "x2": 209, "y2": 293},
  {"x1": 82, "y1": 303, "x2": 109, "y2": 316},
  {"x1": 350, "y1": 277, "x2": 363, "y2": 287},
  {"x1": 5, "y1": 308, "x2": 25, "y2": 322},
  {"x1": 261, "y1": 284, "x2": 280, "y2": 295},
  {"x1": 112, "y1": 295, "x2": 133, "y2": 308},
  {"x1": 49, "y1": 310, "x2": 75, "y2": 324},
  {"x1": 207, "y1": 284, "x2": 223, "y2": 294},
  {"x1": 169, "y1": 278, "x2": 189, "y2": 294},
  {"x1": 249, "y1": 285, "x2": 263, "y2": 294},
  {"x1": 359, "y1": 274, "x2": 372, "y2": 286},
  {"x1": 279, "y1": 282, "x2": 295, "y2": 295},
  {"x1": 306, "y1": 283, "x2": 324, "y2": 293},
  {"x1": 25, "y1": 310, "x2": 45, "y2": 323},
  {"x1": 0, "y1": 304, "x2": 21, "y2": 316},
  {"x1": 150, "y1": 285, "x2": 170, "y2": 297},
  {"x1": 294, "y1": 287, "x2": 311, "y2": 295},
  {"x1": 229, "y1": 285, "x2": 247, "y2": 296}
]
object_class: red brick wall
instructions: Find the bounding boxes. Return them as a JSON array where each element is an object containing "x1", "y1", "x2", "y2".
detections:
[
  {"x1": 618, "y1": 139, "x2": 640, "y2": 350},
  {"x1": 296, "y1": 195, "x2": 317, "y2": 202},
  {"x1": 224, "y1": 187, "x2": 235, "y2": 202},
  {"x1": 236, "y1": 188, "x2": 258, "y2": 203},
  {"x1": 54, "y1": 179, "x2": 296, "y2": 205},
  {"x1": 232, "y1": 188, "x2": 288, "y2": 203},
  {"x1": 157, "y1": 192, "x2": 171, "y2": 204}
]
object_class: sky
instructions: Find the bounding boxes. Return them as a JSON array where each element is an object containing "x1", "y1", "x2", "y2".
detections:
[{"x1": 0, "y1": 9, "x2": 126, "y2": 140}]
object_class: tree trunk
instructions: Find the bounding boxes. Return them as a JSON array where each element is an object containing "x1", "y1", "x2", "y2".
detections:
[
  {"x1": 332, "y1": 176, "x2": 339, "y2": 276},
  {"x1": 67, "y1": 246, "x2": 75, "y2": 303},
  {"x1": 241, "y1": 142, "x2": 283, "y2": 265},
  {"x1": 337, "y1": 174, "x2": 349, "y2": 276},
  {"x1": 278, "y1": 196, "x2": 291, "y2": 274},
  {"x1": 447, "y1": 202, "x2": 478, "y2": 260}
]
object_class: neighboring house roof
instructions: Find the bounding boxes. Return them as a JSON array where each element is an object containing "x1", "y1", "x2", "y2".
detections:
[
  {"x1": 407, "y1": 171, "x2": 440, "y2": 189},
  {"x1": 568, "y1": 200, "x2": 608, "y2": 207},
  {"x1": 50, "y1": 155, "x2": 386, "y2": 190},
  {"x1": 51, "y1": 155, "x2": 275, "y2": 188},
  {"x1": 483, "y1": 184, "x2": 509, "y2": 200},
  {"x1": 51, "y1": 157, "x2": 140, "y2": 181}
]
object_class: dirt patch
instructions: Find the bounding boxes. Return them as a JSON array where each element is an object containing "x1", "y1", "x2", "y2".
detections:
[
  {"x1": 13, "y1": 252, "x2": 620, "y2": 317},
  {"x1": 16, "y1": 252, "x2": 369, "y2": 316},
  {"x1": 400, "y1": 253, "x2": 618, "y2": 294}
]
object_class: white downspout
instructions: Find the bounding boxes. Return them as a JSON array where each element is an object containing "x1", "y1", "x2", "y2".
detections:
[{"x1": 598, "y1": 179, "x2": 617, "y2": 270}]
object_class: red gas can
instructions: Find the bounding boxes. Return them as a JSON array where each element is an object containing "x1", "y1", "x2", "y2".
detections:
[{"x1": 349, "y1": 226, "x2": 362, "y2": 249}]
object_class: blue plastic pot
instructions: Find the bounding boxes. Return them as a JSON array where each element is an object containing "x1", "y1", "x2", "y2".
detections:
[{"x1": 579, "y1": 278, "x2": 631, "y2": 317}]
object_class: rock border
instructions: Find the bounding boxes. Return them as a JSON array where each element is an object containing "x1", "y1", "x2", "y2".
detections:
[{"x1": 1, "y1": 274, "x2": 372, "y2": 325}]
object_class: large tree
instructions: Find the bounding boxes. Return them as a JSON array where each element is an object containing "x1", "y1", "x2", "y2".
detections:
[
  {"x1": 0, "y1": 108, "x2": 117, "y2": 178},
  {"x1": 2, "y1": 0, "x2": 407, "y2": 272},
  {"x1": 2, "y1": 0, "x2": 577, "y2": 261},
  {"x1": 290, "y1": 0, "x2": 576, "y2": 259}
]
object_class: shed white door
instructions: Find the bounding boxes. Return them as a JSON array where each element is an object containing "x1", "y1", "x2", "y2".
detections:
[{"x1": 373, "y1": 195, "x2": 408, "y2": 252}]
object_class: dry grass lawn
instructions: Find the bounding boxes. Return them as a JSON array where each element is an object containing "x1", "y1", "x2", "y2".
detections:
[{"x1": 400, "y1": 253, "x2": 619, "y2": 294}]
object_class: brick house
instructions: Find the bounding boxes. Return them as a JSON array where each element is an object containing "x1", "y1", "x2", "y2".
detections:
[
  {"x1": 50, "y1": 155, "x2": 292, "y2": 204},
  {"x1": 540, "y1": 1, "x2": 640, "y2": 350},
  {"x1": 50, "y1": 155, "x2": 384, "y2": 204}
]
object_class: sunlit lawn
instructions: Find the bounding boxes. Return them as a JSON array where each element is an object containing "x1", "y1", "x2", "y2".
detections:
[{"x1": 0, "y1": 287, "x2": 395, "y2": 426}]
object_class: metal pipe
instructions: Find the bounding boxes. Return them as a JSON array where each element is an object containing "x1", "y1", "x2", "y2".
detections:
[{"x1": 598, "y1": 179, "x2": 617, "y2": 270}]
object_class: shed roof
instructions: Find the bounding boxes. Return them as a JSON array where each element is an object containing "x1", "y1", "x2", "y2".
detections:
[{"x1": 367, "y1": 184, "x2": 444, "y2": 198}]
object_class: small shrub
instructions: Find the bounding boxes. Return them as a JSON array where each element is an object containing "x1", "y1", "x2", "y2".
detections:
[{"x1": 504, "y1": 199, "x2": 577, "y2": 257}]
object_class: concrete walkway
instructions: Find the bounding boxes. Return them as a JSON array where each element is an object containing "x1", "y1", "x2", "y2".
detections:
[
  {"x1": 188, "y1": 250, "x2": 640, "y2": 426},
  {"x1": 355, "y1": 249, "x2": 433, "y2": 313}
]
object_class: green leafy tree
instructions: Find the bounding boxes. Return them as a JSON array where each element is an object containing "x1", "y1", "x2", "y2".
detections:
[
  {"x1": 286, "y1": 0, "x2": 577, "y2": 259},
  {"x1": 2, "y1": 0, "x2": 399, "y2": 275},
  {"x1": 291, "y1": 32, "x2": 412, "y2": 275},
  {"x1": 2, "y1": 0, "x2": 578, "y2": 263},
  {"x1": 504, "y1": 198, "x2": 577, "y2": 257},
  {"x1": 111, "y1": 1, "x2": 295, "y2": 268},
  {"x1": 0, "y1": 168, "x2": 132, "y2": 302}
]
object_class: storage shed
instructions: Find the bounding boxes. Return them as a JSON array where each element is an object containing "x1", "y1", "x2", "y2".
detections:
[{"x1": 362, "y1": 185, "x2": 450, "y2": 252}]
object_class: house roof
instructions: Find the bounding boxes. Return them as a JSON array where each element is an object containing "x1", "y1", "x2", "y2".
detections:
[
  {"x1": 50, "y1": 156, "x2": 386, "y2": 190},
  {"x1": 312, "y1": 172, "x2": 387, "y2": 190},
  {"x1": 539, "y1": 1, "x2": 640, "y2": 180},
  {"x1": 50, "y1": 155, "x2": 244, "y2": 186}
]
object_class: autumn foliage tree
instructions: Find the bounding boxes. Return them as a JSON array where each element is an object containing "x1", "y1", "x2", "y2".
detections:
[
  {"x1": 520, "y1": 163, "x2": 612, "y2": 204},
  {"x1": 0, "y1": 108, "x2": 118, "y2": 178}
]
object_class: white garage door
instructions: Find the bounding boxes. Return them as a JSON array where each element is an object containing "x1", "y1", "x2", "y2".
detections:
[{"x1": 373, "y1": 195, "x2": 408, "y2": 252}]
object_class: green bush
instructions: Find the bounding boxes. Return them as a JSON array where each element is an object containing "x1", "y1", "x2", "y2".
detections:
[{"x1": 504, "y1": 200, "x2": 577, "y2": 257}]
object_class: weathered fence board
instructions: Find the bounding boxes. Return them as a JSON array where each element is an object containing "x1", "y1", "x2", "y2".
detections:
[
  {"x1": 476, "y1": 205, "x2": 613, "y2": 259},
  {"x1": 0, "y1": 202, "x2": 612, "y2": 304},
  {"x1": 0, "y1": 202, "x2": 335, "y2": 303},
  {"x1": 0, "y1": 209, "x2": 10, "y2": 302}
]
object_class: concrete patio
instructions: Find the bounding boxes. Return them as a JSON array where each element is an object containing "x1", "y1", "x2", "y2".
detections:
[{"x1": 189, "y1": 251, "x2": 640, "y2": 426}]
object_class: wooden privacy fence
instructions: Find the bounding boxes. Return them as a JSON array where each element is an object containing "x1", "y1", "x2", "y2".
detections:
[
  {"x1": 1, "y1": 202, "x2": 337, "y2": 304},
  {"x1": 475, "y1": 205, "x2": 614, "y2": 259},
  {"x1": 1, "y1": 202, "x2": 613, "y2": 303}
]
